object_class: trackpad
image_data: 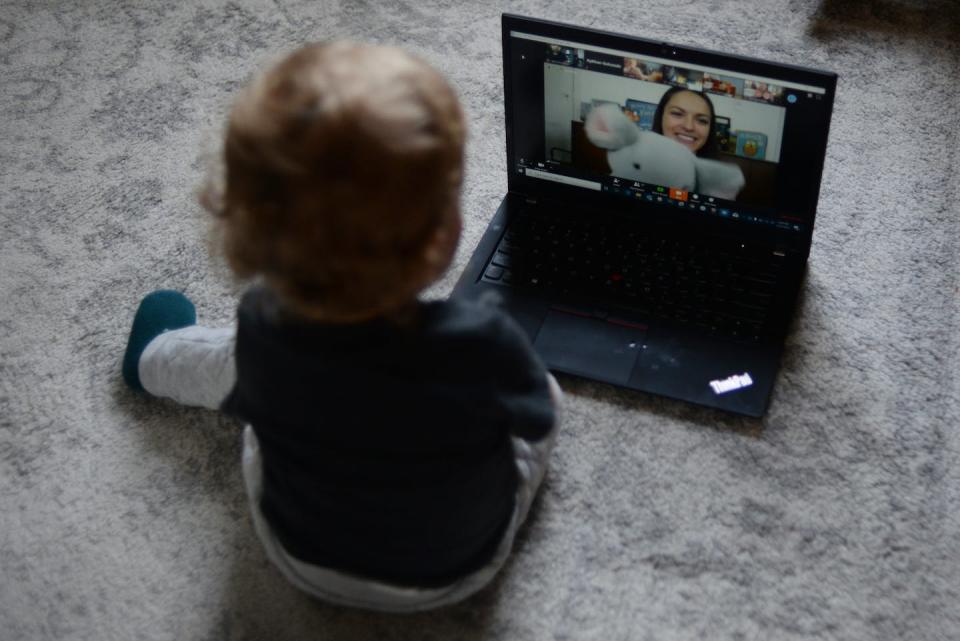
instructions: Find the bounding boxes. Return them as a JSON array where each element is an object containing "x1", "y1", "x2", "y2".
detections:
[{"x1": 533, "y1": 310, "x2": 645, "y2": 385}]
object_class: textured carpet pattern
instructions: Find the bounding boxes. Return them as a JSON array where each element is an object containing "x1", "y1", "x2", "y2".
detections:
[{"x1": 1, "y1": 1, "x2": 959, "y2": 639}]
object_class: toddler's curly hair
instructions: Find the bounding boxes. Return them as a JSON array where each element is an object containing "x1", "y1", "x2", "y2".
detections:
[{"x1": 203, "y1": 42, "x2": 465, "y2": 321}]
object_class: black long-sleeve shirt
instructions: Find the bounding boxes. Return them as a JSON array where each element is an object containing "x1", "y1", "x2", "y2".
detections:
[{"x1": 221, "y1": 287, "x2": 555, "y2": 587}]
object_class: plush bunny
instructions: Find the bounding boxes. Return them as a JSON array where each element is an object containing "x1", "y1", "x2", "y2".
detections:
[{"x1": 584, "y1": 103, "x2": 745, "y2": 200}]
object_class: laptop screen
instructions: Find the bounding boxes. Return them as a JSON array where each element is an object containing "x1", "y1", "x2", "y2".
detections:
[{"x1": 504, "y1": 17, "x2": 836, "y2": 239}]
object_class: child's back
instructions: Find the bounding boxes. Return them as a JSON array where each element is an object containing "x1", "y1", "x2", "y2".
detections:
[{"x1": 122, "y1": 42, "x2": 561, "y2": 611}]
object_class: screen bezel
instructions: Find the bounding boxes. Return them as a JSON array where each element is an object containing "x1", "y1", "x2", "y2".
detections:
[{"x1": 502, "y1": 13, "x2": 838, "y2": 253}]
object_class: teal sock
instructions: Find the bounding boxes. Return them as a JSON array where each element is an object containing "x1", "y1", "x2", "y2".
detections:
[{"x1": 122, "y1": 290, "x2": 197, "y2": 392}]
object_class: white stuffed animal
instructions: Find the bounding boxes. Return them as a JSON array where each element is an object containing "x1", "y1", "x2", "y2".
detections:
[{"x1": 584, "y1": 103, "x2": 745, "y2": 200}]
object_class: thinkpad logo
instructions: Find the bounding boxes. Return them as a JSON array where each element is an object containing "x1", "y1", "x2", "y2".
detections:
[{"x1": 709, "y1": 373, "x2": 754, "y2": 395}]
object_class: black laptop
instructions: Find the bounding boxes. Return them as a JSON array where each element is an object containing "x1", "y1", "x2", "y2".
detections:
[{"x1": 453, "y1": 14, "x2": 837, "y2": 417}]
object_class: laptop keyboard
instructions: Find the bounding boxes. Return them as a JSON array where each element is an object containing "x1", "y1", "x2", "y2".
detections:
[{"x1": 481, "y1": 211, "x2": 785, "y2": 342}]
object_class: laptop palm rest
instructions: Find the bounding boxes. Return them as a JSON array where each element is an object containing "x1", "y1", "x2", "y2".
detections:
[{"x1": 533, "y1": 308, "x2": 646, "y2": 385}]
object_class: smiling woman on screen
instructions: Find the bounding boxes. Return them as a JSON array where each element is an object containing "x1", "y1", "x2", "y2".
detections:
[{"x1": 652, "y1": 87, "x2": 719, "y2": 158}]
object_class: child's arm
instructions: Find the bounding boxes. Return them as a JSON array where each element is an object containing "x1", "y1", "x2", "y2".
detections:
[{"x1": 491, "y1": 315, "x2": 561, "y2": 443}]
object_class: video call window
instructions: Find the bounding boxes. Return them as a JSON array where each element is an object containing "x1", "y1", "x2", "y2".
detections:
[{"x1": 542, "y1": 45, "x2": 788, "y2": 209}]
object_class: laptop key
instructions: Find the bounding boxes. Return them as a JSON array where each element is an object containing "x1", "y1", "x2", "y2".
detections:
[
  {"x1": 485, "y1": 265, "x2": 504, "y2": 281},
  {"x1": 491, "y1": 252, "x2": 512, "y2": 268}
]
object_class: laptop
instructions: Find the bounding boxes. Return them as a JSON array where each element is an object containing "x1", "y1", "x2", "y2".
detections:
[{"x1": 453, "y1": 14, "x2": 837, "y2": 417}]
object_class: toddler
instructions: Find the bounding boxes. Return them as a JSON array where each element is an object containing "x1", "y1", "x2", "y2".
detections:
[{"x1": 121, "y1": 42, "x2": 561, "y2": 612}]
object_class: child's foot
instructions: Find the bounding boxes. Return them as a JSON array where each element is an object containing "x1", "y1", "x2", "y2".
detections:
[{"x1": 122, "y1": 290, "x2": 196, "y2": 392}]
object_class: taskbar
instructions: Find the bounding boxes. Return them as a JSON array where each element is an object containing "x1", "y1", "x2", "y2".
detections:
[{"x1": 517, "y1": 161, "x2": 803, "y2": 232}]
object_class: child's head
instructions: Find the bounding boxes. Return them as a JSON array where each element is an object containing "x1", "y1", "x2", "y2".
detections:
[{"x1": 207, "y1": 42, "x2": 465, "y2": 321}]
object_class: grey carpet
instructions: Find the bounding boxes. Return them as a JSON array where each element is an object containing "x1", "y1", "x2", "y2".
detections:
[{"x1": 2, "y1": 1, "x2": 959, "y2": 639}]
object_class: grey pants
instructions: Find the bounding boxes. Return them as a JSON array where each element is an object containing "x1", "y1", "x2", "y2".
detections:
[{"x1": 139, "y1": 325, "x2": 562, "y2": 611}]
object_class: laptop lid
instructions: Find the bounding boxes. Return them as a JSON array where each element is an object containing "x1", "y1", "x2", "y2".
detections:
[{"x1": 502, "y1": 14, "x2": 837, "y2": 256}]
